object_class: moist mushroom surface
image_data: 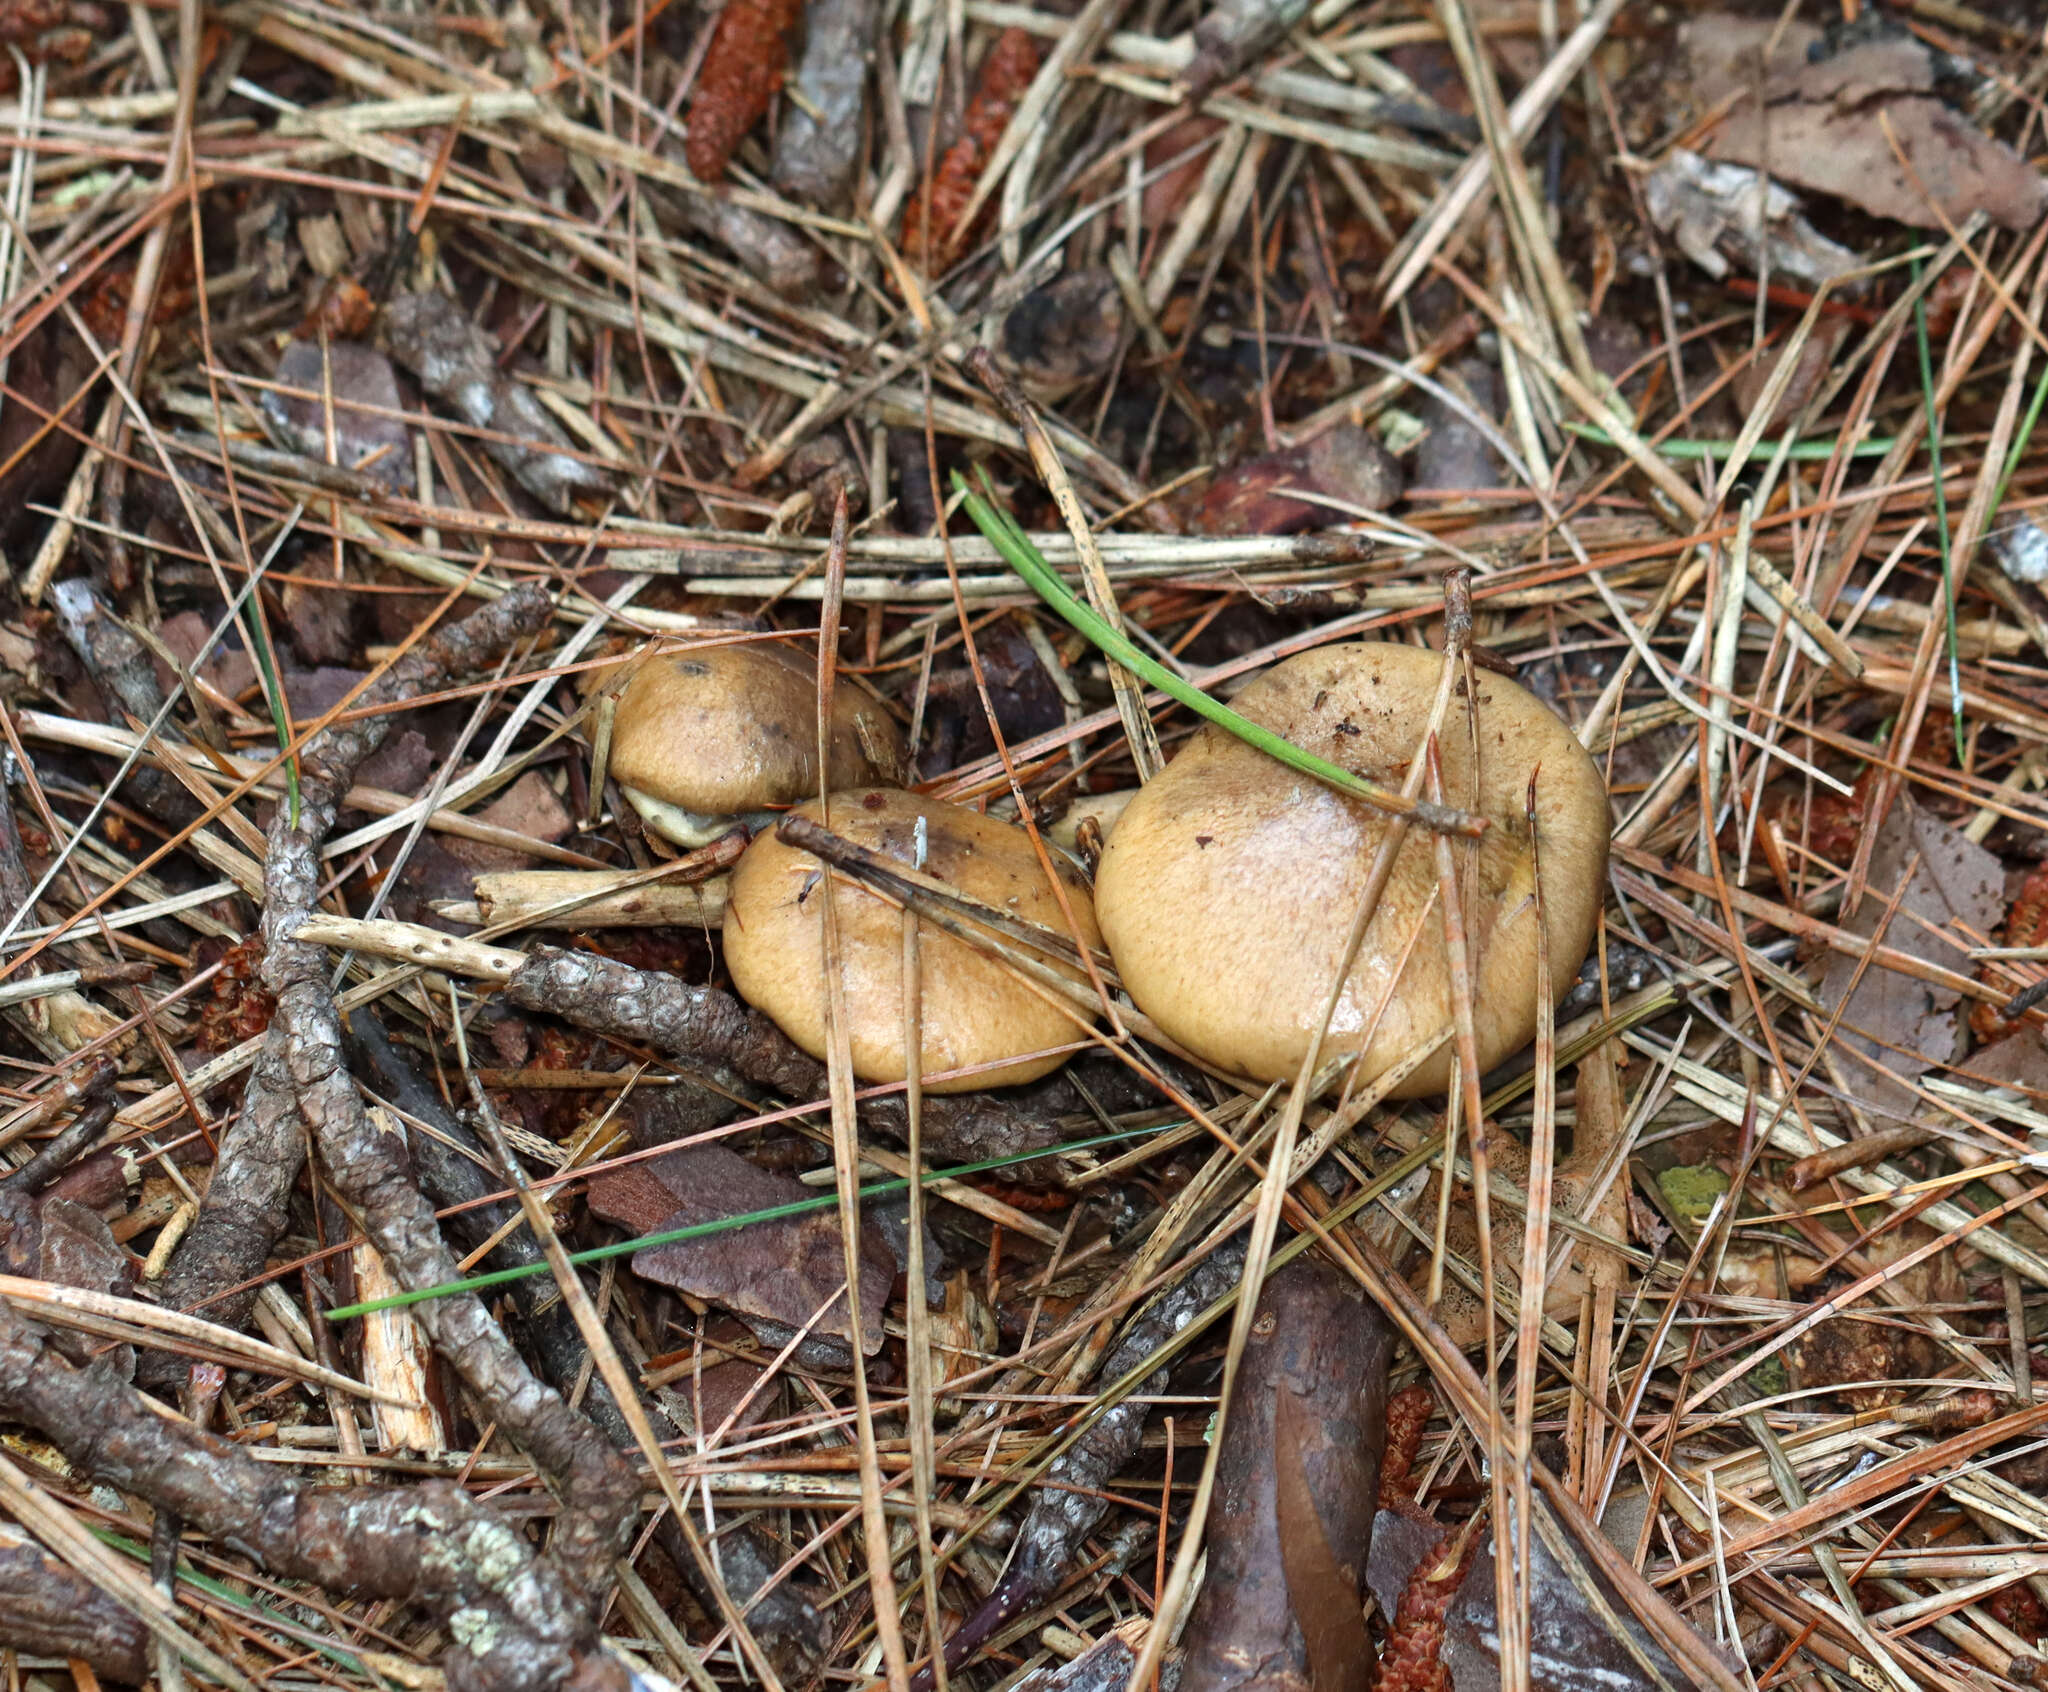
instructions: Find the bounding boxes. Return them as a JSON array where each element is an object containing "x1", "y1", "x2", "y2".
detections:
[
  {"x1": 724, "y1": 788, "x2": 1102, "y2": 1092},
  {"x1": 1094, "y1": 640, "x2": 1609, "y2": 1094},
  {"x1": 607, "y1": 641, "x2": 903, "y2": 846}
]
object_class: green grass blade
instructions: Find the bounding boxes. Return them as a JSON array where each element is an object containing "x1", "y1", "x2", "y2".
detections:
[
  {"x1": 1560, "y1": 421, "x2": 1896, "y2": 462},
  {"x1": 237, "y1": 595, "x2": 300, "y2": 828},
  {"x1": 954, "y1": 473, "x2": 1485, "y2": 837}
]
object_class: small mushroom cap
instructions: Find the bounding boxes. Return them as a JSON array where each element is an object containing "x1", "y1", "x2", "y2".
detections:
[
  {"x1": 724, "y1": 789, "x2": 1102, "y2": 1093},
  {"x1": 607, "y1": 643, "x2": 904, "y2": 843},
  {"x1": 1095, "y1": 642, "x2": 1609, "y2": 1094}
]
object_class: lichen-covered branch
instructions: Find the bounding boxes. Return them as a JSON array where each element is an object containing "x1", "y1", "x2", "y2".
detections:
[
  {"x1": 152, "y1": 583, "x2": 555, "y2": 1357},
  {"x1": 925, "y1": 1238, "x2": 1249, "y2": 1682},
  {"x1": 0, "y1": 1294, "x2": 626, "y2": 1692},
  {"x1": 500, "y1": 944, "x2": 1077, "y2": 1168},
  {"x1": 0, "y1": 1521, "x2": 151, "y2": 1681},
  {"x1": 352, "y1": 1010, "x2": 832, "y2": 1671}
]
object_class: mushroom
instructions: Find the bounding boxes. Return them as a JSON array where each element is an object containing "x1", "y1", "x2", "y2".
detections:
[
  {"x1": 723, "y1": 788, "x2": 1101, "y2": 1092},
  {"x1": 1046, "y1": 787, "x2": 1139, "y2": 873},
  {"x1": 605, "y1": 642, "x2": 904, "y2": 846},
  {"x1": 1094, "y1": 641, "x2": 1608, "y2": 1095}
]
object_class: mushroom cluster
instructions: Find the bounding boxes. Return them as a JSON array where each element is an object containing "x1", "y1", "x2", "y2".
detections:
[
  {"x1": 1095, "y1": 640, "x2": 1609, "y2": 1096},
  {"x1": 595, "y1": 634, "x2": 1603, "y2": 1120}
]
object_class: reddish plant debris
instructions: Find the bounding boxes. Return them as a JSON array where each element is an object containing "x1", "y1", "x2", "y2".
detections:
[
  {"x1": 684, "y1": 0, "x2": 804, "y2": 184},
  {"x1": 298, "y1": 275, "x2": 377, "y2": 342},
  {"x1": 0, "y1": 0, "x2": 110, "y2": 95},
  {"x1": 1785, "y1": 1315, "x2": 1943, "y2": 1414},
  {"x1": 1973, "y1": 858, "x2": 2048, "y2": 1044},
  {"x1": 76, "y1": 240, "x2": 200, "y2": 352},
  {"x1": 1379, "y1": 1383, "x2": 1434, "y2": 1508},
  {"x1": 1370, "y1": 1514, "x2": 1485, "y2": 1692},
  {"x1": 197, "y1": 935, "x2": 277, "y2": 1053},
  {"x1": 1988, "y1": 1581, "x2": 2048, "y2": 1646},
  {"x1": 898, "y1": 28, "x2": 1041, "y2": 273},
  {"x1": 1191, "y1": 425, "x2": 1402, "y2": 536}
]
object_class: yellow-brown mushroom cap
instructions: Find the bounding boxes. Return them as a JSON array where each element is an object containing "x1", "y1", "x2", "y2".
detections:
[
  {"x1": 1095, "y1": 641, "x2": 1609, "y2": 1094},
  {"x1": 607, "y1": 642, "x2": 904, "y2": 843},
  {"x1": 724, "y1": 789, "x2": 1102, "y2": 1092}
]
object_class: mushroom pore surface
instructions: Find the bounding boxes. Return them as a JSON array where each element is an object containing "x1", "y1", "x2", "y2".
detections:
[
  {"x1": 724, "y1": 789, "x2": 1102, "y2": 1092},
  {"x1": 608, "y1": 643, "x2": 903, "y2": 843},
  {"x1": 1094, "y1": 641, "x2": 1609, "y2": 1094}
]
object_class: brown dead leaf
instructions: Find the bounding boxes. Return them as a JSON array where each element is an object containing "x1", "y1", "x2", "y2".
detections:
[
  {"x1": 443, "y1": 771, "x2": 573, "y2": 873},
  {"x1": 261, "y1": 340, "x2": 417, "y2": 493},
  {"x1": 1818, "y1": 795, "x2": 2002, "y2": 1118},
  {"x1": 1682, "y1": 17, "x2": 2048, "y2": 231},
  {"x1": 586, "y1": 1141, "x2": 893, "y2": 1355}
]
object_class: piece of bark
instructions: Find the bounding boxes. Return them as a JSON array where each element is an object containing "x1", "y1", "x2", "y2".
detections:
[
  {"x1": 587, "y1": 1139, "x2": 894, "y2": 1356},
  {"x1": 771, "y1": 0, "x2": 873, "y2": 205},
  {"x1": 458, "y1": 866, "x2": 732, "y2": 930},
  {"x1": 381, "y1": 292, "x2": 616, "y2": 512},
  {"x1": 1193, "y1": 427, "x2": 1402, "y2": 535},
  {"x1": 354, "y1": 1230, "x2": 446, "y2": 1455},
  {"x1": 930, "y1": 1239, "x2": 1250, "y2": 1681},
  {"x1": 1178, "y1": 1258, "x2": 1391, "y2": 1692},
  {"x1": 147, "y1": 585, "x2": 556, "y2": 1370},
  {"x1": 676, "y1": 196, "x2": 827, "y2": 299},
  {"x1": 0, "y1": 1522, "x2": 150, "y2": 1682},
  {"x1": 351, "y1": 1011, "x2": 834, "y2": 1672},
  {"x1": 1011, "y1": 1621, "x2": 1168, "y2": 1692},
  {"x1": 1186, "y1": 0, "x2": 1314, "y2": 96}
]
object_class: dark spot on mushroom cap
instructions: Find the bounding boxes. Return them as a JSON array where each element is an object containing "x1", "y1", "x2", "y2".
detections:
[{"x1": 862, "y1": 791, "x2": 887, "y2": 810}]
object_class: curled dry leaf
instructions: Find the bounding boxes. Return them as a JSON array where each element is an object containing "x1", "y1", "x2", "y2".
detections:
[
  {"x1": 1681, "y1": 16, "x2": 2048, "y2": 231},
  {"x1": 1643, "y1": 150, "x2": 1860, "y2": 287}
]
